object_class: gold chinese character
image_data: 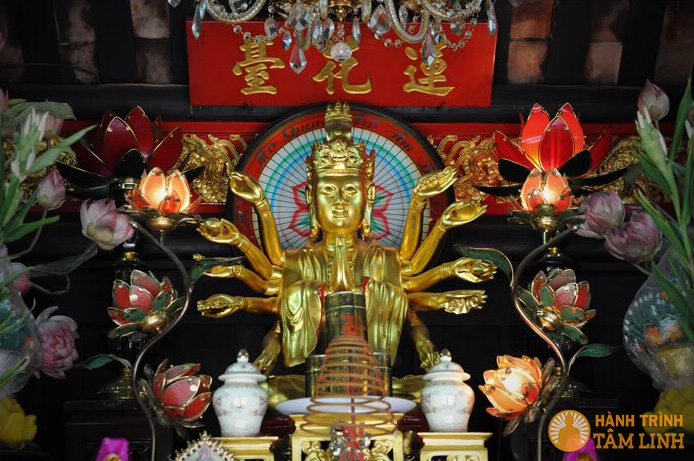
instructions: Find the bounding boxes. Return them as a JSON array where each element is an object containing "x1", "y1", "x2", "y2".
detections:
[
  {"x1": 233, "y1": 40, "x2": 285, "y2": 95},
  {"x1": 403, "y1": 44, "x2": 454, "y2": 96},
  {"x1": 313, "y1": 57, "x2": 372, "y2": 95}
]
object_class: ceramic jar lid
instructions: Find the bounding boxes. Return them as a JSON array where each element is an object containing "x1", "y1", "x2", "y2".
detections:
[
  {"x1": 423, "y1": 349, "x2": 471, "y2": 381},
  {"x1": 219, "y1": 349, "x2": 267, "y2": 383}
]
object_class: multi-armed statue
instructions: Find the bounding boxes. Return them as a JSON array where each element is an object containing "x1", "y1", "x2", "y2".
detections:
[{"x1": 196, "y1": 103, "x2": 496, "y2": 376}]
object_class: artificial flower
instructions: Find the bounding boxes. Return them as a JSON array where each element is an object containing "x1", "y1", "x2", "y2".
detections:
[
  {"x1": 0, "y1": 397, "x2": 37, "y2": 448},
  {"x1": 605, "y1": 210, "x2": 662, "y2": 264},
  {"x1": 42, "y1": 113, "x2": 64, "y2": 138},
  {"x1": 127, "y1": 168, "x2": 196, "y2": 214},
  {"x1": 35, "y1": 306, "x2": 79, "y2": 379},
  {"x1": 107, "y1": 269, "x2": 181, "y2": 341},
  {"x1": 139, "y1": 359, "x2": 211, "y2": 436},
  {"x1": 638, "y1": 80, "x2": 669, "y2": 122},
  {"x1": 529, "y1": 269, "x2": 595, "y2": 329},
  {"x1": 80, "y1": 199, "x2": 134, "y2": 250},
  {"x1": 37, "y1": 168, "x2": 66, "y2": 210},
  {"x1": 479, "y1": 355, "x2": 559, "y2": 435},
  {"x1": 519, "y1": 169, "x2": 572, "y2": 213},
  {"x1": 576, "y1": 191, "x2": 625, "y2": 239}
]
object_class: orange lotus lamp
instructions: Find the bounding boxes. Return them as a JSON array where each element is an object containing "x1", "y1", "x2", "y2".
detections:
[
  {"x1": 518, "y1": 168, "x2": 573, "y2": 236},
  {"x1": 126, "y1": 167, "x2": 199, "y2": 233}
]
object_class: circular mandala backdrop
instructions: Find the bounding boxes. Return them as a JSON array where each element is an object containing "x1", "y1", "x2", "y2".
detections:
[{"x1": 231, "y1": 105, "x2": 447, "y2": 249}]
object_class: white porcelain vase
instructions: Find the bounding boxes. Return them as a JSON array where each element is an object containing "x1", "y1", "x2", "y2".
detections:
[
  {"x1": 213, "y1": 349, "x2": 268, "y2": 437},
  {"x1": 421, "y1": 349, "x2": 475, "y2": 432}
]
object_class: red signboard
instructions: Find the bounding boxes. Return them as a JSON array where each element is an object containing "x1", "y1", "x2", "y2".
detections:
[{"x1": 187, "y1": 20, "x2": 496, "y2": 107}]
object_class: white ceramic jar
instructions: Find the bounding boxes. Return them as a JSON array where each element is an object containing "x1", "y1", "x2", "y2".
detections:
[
  {"x1": 421, "y1": 349, "x2": 475, "y2": 432},
  {"x1": 213, "y1": 349, "x2": 268, "y2": 437}
]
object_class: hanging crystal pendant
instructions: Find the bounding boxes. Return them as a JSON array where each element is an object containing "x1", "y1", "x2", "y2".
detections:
[
  {"x1": 282, "y1": 30, "x2": 292, "y2": 50},
  {"x1": 487, "y1": 0, "x2": 498, "y2": 35},
  {"x1": 431, "y1": 29, "x2": 442, "y2": 45},
  {"x1": 168, "y1": 0, "x2": 181, "y2": 7},
  {"x1": 229, "y1": 0, "x2": 245, "y2": 12},
  {"x1": 330, "y1": 41, "x2": 353, "y2": 63},
  {"x1": 264, "y1": 16, "x2": 278, "y2": 39},
  {"x1": 420, "y1": 33, "x2": 436, "y2": 66},
  {"x1": 352, "y1": 17, "x2": 361, "y2": 45},
  {"x1": 289, "y1": 45, "x2": 307, "y2": 74},
  {"x1": 288, "y1": 1, "x2": 311, "y2": 31},
  {"x1": 322, "y1": 18, "x2": 335, "y2": 40},
  {"x1": 319, "y1": 0, "x2": 329, "y2": 19},
  {"x1": 368, "y1": 5, "x2": 391, "y2": 35},
  {"x1": 295, "y1": 28, "x2": 309, "y2": 49},
  {"x1": 311, "y1": 18, "x2": 322, "y2": 43},
  {"x1": 192, "y1": 0, "x2": 207, "y2": 39},
  {"x1": 361, "y1": 0, "x2": 372, "y2": 21},
  {"x1": 398, "y1": 4, "x2": 408, "y2": 25},
  {"x1": 450, "y1": 20, "x2": 464, "y2": 36}
]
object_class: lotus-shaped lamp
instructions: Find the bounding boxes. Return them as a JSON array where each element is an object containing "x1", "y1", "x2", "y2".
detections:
[
  {"x1": 479, "y1": 355, "x2": 559, "y2": 435},
  {"x1": 516, "y1": 169, "x2": 574, "y2": 232},
  {"x1": 107, "y1": 269, "x2": 181, "y2": 342},
  {"x1": 517, "y1": 269, "x2": 594, "y2": 346},
  {"x1": 57, "y1": 107, "x2": 182, "y2": 202},
  {"x1": 125, "y1": 167, "x2": 199, "y2": 232},
  {"x1": 140, "y1": 359, "x2": 212, "y2": 435},
  {"x1": 477, "y1": 103, "x2": 624, "y2": 199}
]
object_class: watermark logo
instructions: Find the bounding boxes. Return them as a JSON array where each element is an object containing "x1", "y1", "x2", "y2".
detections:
[{"x1": 549, "y1": 410, "x2": 591, "y2": 452}]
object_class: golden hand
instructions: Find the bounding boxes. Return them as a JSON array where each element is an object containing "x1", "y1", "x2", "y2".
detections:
[
  {"x1": 413, "y1": 167, "x2": 457, "y2": 201},
  {"x1": 439, "y1": 200, "x2": 487, "y2": 230},
  {"x1": 438, "y1": 290, "x2": 487, "y2": 314},
  {"x1": 450, "y1": 257, "x2": 497, "y2": 283},
  {"x1": 254, "y1": 325, "x2": 282, "y2": 375},
  {"x1": 229, "y1": 172, "x2": 265, "y2": 204},
  {"x1": 198, "y1": 218, "x2": 241, "y2": 245},
  {"x1": 416, "y1": 340, "x2": 439, "y2": 371},
  {"x1": 197, "y1": 294, "x2": 245, "y2": 318}
]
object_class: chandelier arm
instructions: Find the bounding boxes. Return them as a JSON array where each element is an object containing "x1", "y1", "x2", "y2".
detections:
[
  {"x1": 419, "y1": 0, "x2": 483, "y2": 21},
  {"x1": 205, "y1": 0, "x2": 267, "y2": 24},
  {"x1": 384, "y1": 0, "x2": 431, "y2": 44}
]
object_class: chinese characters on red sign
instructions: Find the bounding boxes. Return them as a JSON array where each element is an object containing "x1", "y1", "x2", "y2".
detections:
[{"x1": 187, "y1": 21, "x2": 496, "y2": 107}]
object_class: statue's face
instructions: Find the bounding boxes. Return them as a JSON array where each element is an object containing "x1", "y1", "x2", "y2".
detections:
[{"x1": 314, "y1": 174, "x2": 365, "y2": 235}]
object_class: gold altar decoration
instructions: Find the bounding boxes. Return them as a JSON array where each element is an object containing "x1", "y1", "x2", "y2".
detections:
[
  {"x1": 417, "y1": 432, "x2": 492, "y2": 461},
  {"x1": 195, "y1": 102, "x2": 498, "y2": 374},
  {"x1": 175, "y1": 133, "x2": 247, "y2": 203},
  {"x1": 214, "y1": 436, "x2": 279, "y2": 461},
  {"x1": 289, "y1": 414, "x2": 404, "y2": 461}
]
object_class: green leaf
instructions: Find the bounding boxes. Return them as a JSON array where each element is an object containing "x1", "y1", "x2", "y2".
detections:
[
  {"x1": 636, "y1": 192, "x2": 686, "y2": 257},
  {"x1": 123, "y1": 309, "x2": 146, "y2": 322},
  {"x1": 54, "y1": 125, "x2": 95, "y2": 150},
  {"x1": 2, "y1": 186, "x2": 40, "y2": 236},
  {"x1": 26, "y1": 149, "x2": 61, "y2": 176},
  {"x1": 682, "y1": 141, "x2": 693, "y2": 226},
  {"x1": 636, "y1": 155, "x2": 670, "y2": 192},
  {"x1": 108, "y1": 324, "x2": 138, "y2": 340},
  {"x1": 650, "y1": 265, "x2": 694, "y2": 340},
  {"x1": 568, "y1": 343, "x2": 620, "y2": 372},
  {"x1": 455, "y1": 246, "x2": 514, "y2": 283},
  {"x1": 77, "y1": 354, "x2": 118, "y2": 370},
  {"x1": 518, "y1": 287, "x2": 539, "y2": 309},
  {"x1": 3, "y1": 215, "x2": 59, "y2": 243},
  {"x1": 539, "y1": 285, "x2": 555, "y2": 307},
  {"x1": 562, "y1": 324, "x2": 588, "y2": 345},
  {"x1": 0, "y1": 176, "x2": 20, "y2": 227},
  {"x1": 668, "y1": 77, "x2": 693, "y2": 160}
]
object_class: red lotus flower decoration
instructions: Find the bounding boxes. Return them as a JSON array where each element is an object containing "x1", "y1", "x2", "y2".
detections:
[
  {"x1": 140, "y1": 359, "x2": 212, "y2": 435},
  {"x1": 477, "y1": 103, "x2": 624, "y2": 199},
  {"x1": 496, "y1": 103, "x2": 611, "y2": 174},
  {"x1": 57, "y1": 107, "x2": 182, "y2": 200}
]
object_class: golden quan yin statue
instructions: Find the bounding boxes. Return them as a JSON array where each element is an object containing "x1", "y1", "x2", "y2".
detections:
[{"x1": 196, "y1": 103, "x2": 497, "y2": 375}]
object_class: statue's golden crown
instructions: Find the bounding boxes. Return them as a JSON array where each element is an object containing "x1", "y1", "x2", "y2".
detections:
[{"x1": 307, "y1": 103, "x2": 374, "y2": 178}]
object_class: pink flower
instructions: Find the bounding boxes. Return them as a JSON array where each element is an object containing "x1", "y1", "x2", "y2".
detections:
[
  {"x1": 576, "y1": 191, "x2": 625, "y2": 239},
  {"x1": 80, "y1": 199, "x2": 134, "y2": 250},
  {"x1": 10, "y1": 262, "x2": 30, "y2": 294},
  {"x1": 605, "y1": 210, "x2": 662, "y2": 263},
  {"x1": 638, "y1": 80, "x2": 669, "y2": 122},
  {"x1": 36, "y1": 306, "x2": 79, "y2": 379},
  {"x1": 43, "y1": 114, "x2": 64, "y2": 138},
  {"x1": 37, "y1": 169, "x2": 66, "y2": 210}
]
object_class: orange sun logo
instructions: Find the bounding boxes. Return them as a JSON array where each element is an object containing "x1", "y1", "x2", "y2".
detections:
[{"x1": 548, "y1": 410, "x2": 591, "y2": 452}]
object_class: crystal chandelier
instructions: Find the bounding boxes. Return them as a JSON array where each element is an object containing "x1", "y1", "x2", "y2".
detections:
[{"x1": 171, "y1": 0, "x2": 497, "y2": 71}]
